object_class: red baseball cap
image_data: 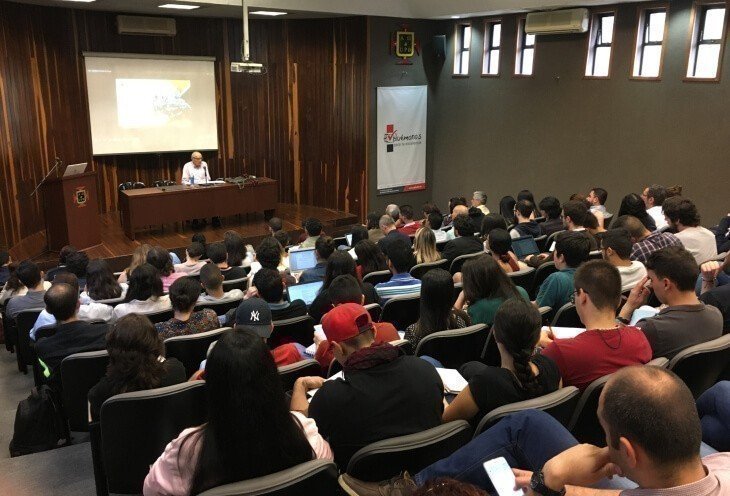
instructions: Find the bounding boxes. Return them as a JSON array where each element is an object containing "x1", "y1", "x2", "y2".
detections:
[{"x1": 321, "y1": 303, "x2": 374, "y2": 344}]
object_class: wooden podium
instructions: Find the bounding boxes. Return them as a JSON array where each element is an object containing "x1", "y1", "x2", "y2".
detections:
[{"x1": 41, "y1": 171, "x2": 101, "y2": 251}]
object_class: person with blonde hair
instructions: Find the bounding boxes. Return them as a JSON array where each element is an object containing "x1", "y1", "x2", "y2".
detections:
[
  {"x1": 118, "y1": 244, "x2": 152, "y2": 284},
  {"x1": 413, "y1": 227, "x2": 442, "y2": 265}
]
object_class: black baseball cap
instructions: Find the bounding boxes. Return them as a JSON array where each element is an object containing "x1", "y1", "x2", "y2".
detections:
[{"x1": 234, "y1": 298, "x2": 273, "y2": 338}]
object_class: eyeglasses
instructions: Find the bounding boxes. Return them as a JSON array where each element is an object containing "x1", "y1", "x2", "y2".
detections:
[{"x1": 570, "y1": 288, "x2": 588, "y2": 304}]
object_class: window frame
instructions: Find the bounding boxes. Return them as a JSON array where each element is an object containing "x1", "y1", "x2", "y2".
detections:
[
  {"x1": 630, "y1": 3, "x2": 670, "y2": 81},
  {"x1": 453, "y1": 22, "x2": 472, "y2": 77},
  {"x1": 585, "y1": 10, "x2": 617, "y2": 79},
  {"x1": 482, "y1": 18, "x2": 503, "y2": 77},
  {"x1": 514, "y1": 16, "x2": 536, "y2": 77},
  {"x1": 684, "y1": 0, "x2": 728, "y2": 82}
]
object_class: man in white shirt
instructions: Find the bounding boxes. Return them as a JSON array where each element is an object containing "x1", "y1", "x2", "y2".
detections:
[
  {"x1": 471, "y1": 191, "x2": 490, "y2": 215},
  {"x1": 181, "y1": 151, "x2": 210, "y2": 185},
  {"x1": 174, "y1": 242, "x2": 206, "y2": 276},
  {"x1": 663, "y1": 196, "x2": 717, "y2": 265},
  {"x1": 641, "y1": 184, "x2": 668, "y2": 231},
  {"x1": 600, "y1": 228, "x2": 647, "y2": 291}
]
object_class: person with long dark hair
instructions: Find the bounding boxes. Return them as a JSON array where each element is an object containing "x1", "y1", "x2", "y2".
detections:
[
  {"x1": 404, "y1": 269, "x2": 470, "y2": 348},
  {"x1": 353, "y1": 240, "x2": 388, "y2": 279},
  {"x1": 455, "y1": 255, "x2": 529, "y2": 326},
  {"x1": 112, "y1": 263, "x2": 171, "y2": 320},
  {"x1": 498, "y1": 196, "x2": 517, "y2": 225},
  {"x1": 348, "y1": 225, "x2": 369, "y2": 259},
  {"x1": 487, "y1": 229, "x2": 527, "y2": 274},
  {"x1": 147, "y1": 247, "x2": 185, "y2": 292},
  {"x1": 143, "y1": 330, "x2": 332, "y2": 495},
  {"x1": 479, "y1": 213, "x2": 508, "y2": 242},
  {"x1": 82, "y1": 259, "x2": 124, "y2": 303},
  {"x1": 443, "y1": 298, "x2": 561, "y2": 424},
  {"x1": 88, "y1": 314, "x2": 185, "y2": 421},
  {"x1": 615, "y1": 193, "x2": 657, "y2": 232},
  {"x1": 224, "y1": 230, "x2": 251, "y2": 268}
]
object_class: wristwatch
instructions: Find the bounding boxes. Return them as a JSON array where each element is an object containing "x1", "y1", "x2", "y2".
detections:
[{"x1": 530, "y1": 469, "x2": 565, "y2": 496}]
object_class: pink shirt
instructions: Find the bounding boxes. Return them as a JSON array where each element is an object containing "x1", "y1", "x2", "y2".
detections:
[
  {"x1": 143, "y1": 412, "x2": 333, "y2": 496},
  {"x1": 621, "y1": 453, "x2": 730, "y2": 496},
  {"x1": 161, "y1": 272, "x2": 186, "y2": 293}
]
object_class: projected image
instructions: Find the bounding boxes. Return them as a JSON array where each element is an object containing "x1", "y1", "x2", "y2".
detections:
[{"x1": 116, "y1": 79, "x2": 192, "y2": 128}]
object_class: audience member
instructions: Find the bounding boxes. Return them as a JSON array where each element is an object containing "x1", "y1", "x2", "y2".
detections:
[
  {"x1": 272, "y1": 230, "x2": 290, "y2": 258},
  {"x1": 562, "y1": 200, "x2": 598, "y2": 249},
  {"x1": 413, "y1": 227, "x2": 442, "y2": 265},
  {"x1": 366, "y1": 212, "x2": 385, "y2": 243},
  {"x1": 191, "y1": 233, "x2": 207, "y2": 259},
  {"x1": 538, "y1": 196, "x2": 564, "y2": 237},
  {"x1": 444, "y1": 196, "x2": 467, "y2": 227},
  {"x1": 348, "y1": 225, "x2": 369, "y2": 259},
  {"x1": 249, "y1": 236, "x2": 287, "y2": 278},
  {"x1": 600, "y1": 228, "x2": 647, "y2": 291},
  {"x1": 268, "y1": 217, "x2": 283, "y2": 235},
  {"x1": 299, "y1": 236, "x2": 335, "y2": 283},
  {"x1": 0, "y1": 250, "x2": 10, "y2": 286},
  {"x1": 541, "y1": 260, "x2": 651, "y2": 390},
  {"x1": 173, "y1": 242, "x2": 206, "y2": 276},
  {"x1": 516, "y1": 190, "x2": 537, "y2": 215},
  {"x1": 385, "y1": 204, "x2": 401, "y2": 227},
  {"x1": 117, "y1": 244, "x2": 152, "y2": 283},
  {"x1": 354, "y1": 240, "x2": 389, "y2": 279},
  {"x1": 456, "y1": 255, "x2": 529, "y2": 326},
  {"x1": 534, "y1": 231, "x2": 590, "y2": 310},
  {"x1": 88, "y1": 314, "x2": 185, "y2": 421},
  {"x1": 112, "y1": 264, "x2": 171, "y2": 320},
  {"x1": 233, "y1": 299, "x2": 304, "y2": 366},
  {"x1": 44, "y1": 244, "x2": 76, "y2": 282},
  {"x1": 424, "y1": 211, "x2": 447, "y2": 243},
  {"x1": 146, "y1": 247, "x2": 184, "y2": 292},
  {"x1": 65, "y1": 250, "x2": 90, "y2": 290},
  {"x1": 378, "y1": 215, "x2": 412, "y2": 258},
  {"x1": 374, "y1": 239, "x2": 421, "y2": 303},
  {"x1": 443, "y1": 298, "x2": 560, "y2": 424},
  {"x1": 405, "y1": 269, "x2": 470, "y2": 348},
  {"x1": 444, "y1": 205, "x2": 470, "y2": 241},
  {"x1": 300, "y1": 217, "x2": 323, "y2": 249},
  {"x1": 641, "y1": 183, "x2": 669, "y2": 230},
  {"x1": 587, "y1": 186, "x2": 609, "y2": 216},
  {"x1": 422, "y1": 202, "x2": 441, "y2": 220},
  {"x1": 510, "y1": 200, "x2": 541, "y2": 239},
  {"x1": 81, "y1": 259, "x2": 125, "y2": 303},
  {"x1": 441, "y1": 214, "x2": 483, "y2": 266},
  {"x1": 618, "y1": 246, "x2": 722, "y2": 359},
  {"x1": 5, "y1": 261, "x2": 48, "y2": 319},
  {"x1": 613, "y1": 214, "x2": 683, "y2": 264},
  {"x1": 499, "y1": 196, "x2": 517, "y2": 225},
  {"x1": 713, "y1": 213, "x2": 730, "y2": 253},
  {"x1": 197, "y1": 263, "x2": 245, "y2": 304},
  {"x1": 224, "y1": 230, "x2": 252, "y2": 268},
  {"x1": 663, "y1": 196, "x2": 717, "y2": 264},
  {"x1": 397, "y1": 205, "x2": 422, "y2": 236},
  {"x1": 616, "y1": 192, "x2": 657, "y2": 232},
  {"x1": 699, "y1": 257, "x2": 730, "y2": 331},
  {"x1": 468, "y1": 206, "x2": 486, "y2": 235},
  {"x1": 479, "y1": 213, "x2": 508, "y2": 246},
  {"x1": 252, "y1": 268, "x2": 306, "y2": 321},
  {"x1": 471, "y1": 191, "x2": 490, "y2": 215},
  {"x1": 144, "y1": 329, "x2": 331, "y2": 495},
  {"x1": 584, "y1": 211, "x2": 606, "y2": 237},
  {"x1": 487, "y1": 229, "x2": 527, "y2": 273},
  {"x1": 207, "y1": 242, "x2": 248, "y2": 280},
  {"x1": 291, "y1": 303, "x2": 444, "y2": 466},
  {"x1": 0, "y1": 263, "x2": 51, "y2": 306},
  {"x1": 697, "y1": 381, "x2": 730, "y2": 452},
  {"x1": 155, "y1": 277, "x2": 219, "y2": 340}
]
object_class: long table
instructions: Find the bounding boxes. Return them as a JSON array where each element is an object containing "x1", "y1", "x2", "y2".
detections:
[{"x1": 118, "y1": 178, "x2": 277, "y2": 240}]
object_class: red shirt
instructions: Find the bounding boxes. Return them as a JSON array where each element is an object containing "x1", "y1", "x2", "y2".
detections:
[
  {"x1": 541, "y1": 326, "x2": 652, "y2": 391},
  {"x1": 314, "y1": 322, "x2": 400, "y2": 369},
  {"x1": 271, "y1": 343, "x2": 302, "y2": 367},
  {"x1": 397, "y1": 221, "x2": 422, "y2": 237}
]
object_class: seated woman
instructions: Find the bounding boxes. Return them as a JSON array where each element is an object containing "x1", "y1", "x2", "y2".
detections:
[
  {"x1": 308, "y1": 251, "x2": 378, "y2": 323},
  {"x1": 155, "y1": 277, "x2": 219, "y2": 340},
  {"x1": 147, "y1": 247, "x2": 186, "y2": 292},
  {"x1": 454, "y1": 255, "x2": 529, "y2": 326},
  {"x1": 616, "y1": 193, "x2": 656, "y2": 232},
  {"x1": 348, "y1": 225, "x2": 369, "y2": 259},
  {"x1": 487, "y1": 229, "x2": 528, "y2": 274},
  {"x1": 404, "y1": 269, "x2": 470, "y2": 349},
  {"x1": 87, "y1": 314, "x2": 186, "y2": 421},
  {"x1": 443, "y1": 298, "x2": 561, "y2": 424},
  {"x1": 117, "y1": 244, "x2": 152, "y2": 284},
  {"x1": 413, "y1": 227, "x2": 442, "y2": 265},
  {"x1": 81, "y1": 259, "x2": 126, "y2": 304},
  {"x1": 143, "y1": 329, "x2": 333, "y2": 496},
  {"x1": 353, "y1": 240, "x2": 388, "y2": 279},
  {"x1": 112, "y1": 264, "x2": 171, "y2": 321}
]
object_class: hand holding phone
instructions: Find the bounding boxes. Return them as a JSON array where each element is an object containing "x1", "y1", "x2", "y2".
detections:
[{"x1": 484, "y1": 457, "x2": 524, "y2": 496}]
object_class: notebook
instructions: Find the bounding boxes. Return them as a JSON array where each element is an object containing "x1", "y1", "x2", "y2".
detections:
[{"x1": 435, "y1": 368, "x2": 468, "y2": 394}]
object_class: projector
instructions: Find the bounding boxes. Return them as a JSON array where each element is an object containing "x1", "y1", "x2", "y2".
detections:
[{"x1": 231, "y1": 61, "x2": 263, "y2": 74}]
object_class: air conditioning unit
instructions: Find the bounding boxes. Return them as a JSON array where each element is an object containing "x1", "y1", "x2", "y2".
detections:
[
  {"x1": 117, "y1": 15, "x2": 177, "y2": 36},
  {"x1": 525, "y1": 8, "x2": 589, "y2": 35}
]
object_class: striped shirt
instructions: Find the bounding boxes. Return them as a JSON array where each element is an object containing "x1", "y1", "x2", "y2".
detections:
[
  {"x1": 631, "y1": 231, "x2": 683, "y2": 264},
  {"x1": 375, "y1": 273, "x2": 421, "y2": 303}
]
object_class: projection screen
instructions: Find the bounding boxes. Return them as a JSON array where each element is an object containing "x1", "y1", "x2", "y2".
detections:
[{"x1": 83, "y1": 53, "x2": 218, "y2": 155}]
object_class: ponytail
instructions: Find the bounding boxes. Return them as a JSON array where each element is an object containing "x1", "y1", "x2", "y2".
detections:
[
  {"x1": 493, "y1": 298, "x2": 543, "y2": 396},
  {"x1": 511, "y1": 347, "x2": 540, "y2": 396}
]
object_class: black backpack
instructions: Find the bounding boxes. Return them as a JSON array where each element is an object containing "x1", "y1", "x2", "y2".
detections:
[{"x1": 9, "y1": 385, "x2": 68, "y2": 456}]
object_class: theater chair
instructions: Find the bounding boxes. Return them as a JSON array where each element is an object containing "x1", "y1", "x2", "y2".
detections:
[
  {"x1": 380, "y1": 293, "x2": 420, "y2": 331},
  {"x1": 15, "y1": 308, "x2": 44, "y2": 374},
  {"x1": 362, "y1": 270, "x2": 391, "y2": 285},
  {"x1": 410, "y1": 259, "x2": 449, "y2": 279},
  {"x1": 550, "y1": 303, "x2": 582, "y2": 327},
  {"x1": 270, "y1": 315, "x2": 315, "y2": 348},
  {"x1": 449, "y1": 252, "x2": 483, "y2": 275},
  {"x1": 141, "y1": 308, "x2": 175, "y2": 324},
  {"x1": 530, "y1": 261, "x2": 558, "y2": 299},
  {"x1": 507, "y1": 266, "x2": 536, "y2": 293},
  {"x1": 363, "y1": 303, "x2": 382, "y2": 323},
  {"x1": 195, "y1": 298, "x2": 244, "y2": 316},
  {"x1": 164, "y1": 327, "x2": 230, "y2": 377},
  {"x1": 222, "y1": 277, "x2": 249, "y2": 292},
  {"x1": 415, "y1": 324, "x2": 489, "y2": 369},
  {"x1": 668, "y1": 334, "x2": 730, "y2": 398},
  {"x1": 277, "y1": 359, "x2": 322, "y2": 392},
  {"x1": 60, "y1": 350, "x2": 110, "y2": 433}
]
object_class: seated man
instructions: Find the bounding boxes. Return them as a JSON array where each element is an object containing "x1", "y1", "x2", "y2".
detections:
[
  {"x1": 444, "y1": 205, "x2": 469, "y2": 241},
  {"x1": 441, "y1": 214, "x2": 483, "y2": 267},
  {"x1": 618, "y1": 246, "x2": 722, "y2": 360},
  {"x1": 471, "y1": 191, "x2": 490, "y2": 215},
  {"x1": 613, "y1": 214, "x2": 683, "y2": 264},
  {"x1": 587, "y1": 186, "x2": 609, "y2": 217},
  {"x1": 424, "y1": 211, "x2": 448, "y2": 243},
  {"x1": 397, "y1": 205, "x2": 422, "y2": 236},
  {"x1": 291, "y1": 303, "x2": 444, "y2": 466},
  {"x1": 541, "y1": 260, "x2": 651, "y2": 390},
  {"x1": 374, "y1": 239, "x2": 421, "y2": 303},
  {"x1": 268, "y1": 216, "x2": 283, "y2": 235},
  {"x1": 299, "y1": 236, "x2": 335, "y2": 284},
  {"x1": 561, "y1": 200, "x2": 598, "y2": 250},
  {"x1": 600, "y1": 228, "x2": 647, "y2": 291},
  {"x1": 197, "y1": 263, "x2": 245, "y2": 303},
  {"x1": 538, "y1": 196, "x2": 564, "y2": 237},
  {"x1": 253, "y1": 267, "x2": 307, "y2": 321},
  {"x1": 341, "y1": 366, "x2": 729, "y2": 495},
  {"x1": 378, "y1": 215, "x2": 412, "y2": 258},
  {"x1": 534, "y1": 231, "x2": 591, "y2": 311},
  {"x1": 65, "y1": 251, "x2": 89, "y2": 291},
  {"x1": 699, "y1": 258, "x2": 730, "y2": 331},
  {"x1": 155, "y1": 277, "x2": 219, "y2": 340},
  {"x1": 663, "y1": 196, "x2": 717, "y2": 265},
  {"x1": 510, "y1": 200, "x2": 541, "y2": 239},
  {"x1": 173, "y1": 242, "x2": 206, "y2": 275},
  {"x1": 44, "y1": 245, "x2": 76, "y2": 282},
  {"x1": 300, "y1": 218, "x2": 323, "y2": 249},
  {"x1": 35, "y1": 283, "x2": 109, "y2": 384},
  {"x1": 642, "y1": 183, "x2": 669, "y2": 231},
  {"x1": 206, "y1": 242, "x2": 248, "y2": 280},
  {"x1": 6, "y1": 261, "x2": 47, "y2": 320}
]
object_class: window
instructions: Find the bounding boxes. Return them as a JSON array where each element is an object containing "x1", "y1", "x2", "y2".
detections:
[
  {"x1": 515, "y1": 18, "x2": 535, "y2": 76},
  {"x1": 454, "y1": 23, "x2": 472, "y2": 75},
  {"x1": 482, "y1": 20, "x2": 502, "y2": 75},
  {"x1": 632, "y1": 7, "x2": 668, "y2": 78},
  {"x1": 586, "y1": 13, "x2": 615, "y2": 77},
  {"x1": 687, "y1": 3, "x2": 727, "y2": 79}
]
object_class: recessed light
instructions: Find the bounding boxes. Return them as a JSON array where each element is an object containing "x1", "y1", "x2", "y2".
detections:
[
  {"x1": 61, "y1": 0, "x2": 97, "y2": 3},
  {"x1": 159, "y1": 3, "x2": 200, "y2": 10},
  {"x1": 250, "y1": 10, "x2": 287, "y2": 16}
]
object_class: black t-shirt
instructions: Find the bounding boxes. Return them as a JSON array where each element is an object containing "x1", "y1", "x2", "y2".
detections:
[
  {"x1": 309, "y1": 354, "x2": 444, "y2": 466},
  {"x1": 462, "y1": 354, "x2": 561, "y2": 422},
  {"x1": 700, "y1": 284, "x2": 730, "y2": 332},
  {"x1": 35, "y1": 321, "x2": 109, "y2": 381},
  {"x1": 270, "y1": 299, "x2": 308, "y2": 321},
  {"x1": 308, "y1": 283, "x2": 378, "y2": 323},
  {"x1": 221, "y1": 266, "x2": 248, "y2": 280},
  {"x1": 87, "y1": 357, "x2": 186, "y2": 421},
  {"x1": 441, "y1": 235, "x2": 483, "y2": 265}
]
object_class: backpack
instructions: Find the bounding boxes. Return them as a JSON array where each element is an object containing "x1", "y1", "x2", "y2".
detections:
[{"x1": 9, "y1": 385, "x2": 68, "y2": 456}]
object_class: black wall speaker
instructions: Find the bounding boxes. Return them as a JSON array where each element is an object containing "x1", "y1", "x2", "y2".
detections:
[{"x1": 433, "y1": 35, "x2": 446, "y2": 59}]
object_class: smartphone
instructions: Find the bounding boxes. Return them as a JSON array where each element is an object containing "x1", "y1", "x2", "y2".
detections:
[
  {"x1": 483, "y1": 457, "x2": 523, "y2": 496},
  {"x1": 549, "y1": 241, "x2": 556, "y2": 252}
]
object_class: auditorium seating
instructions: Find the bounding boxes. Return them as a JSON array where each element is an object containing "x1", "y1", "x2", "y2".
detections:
[
  {"x1": 449, "y1": 252, "x2": 482, "y2": 275},
  {"x1": 270, "y1": 315, "x2": 316, "y2": 348},
  {"x1": 529, "y1": 261, "x2": 558, "y2": 299},
  {"x1": 362, "y1": 270, "x2": 391, "y2": 285},
  {"x1": 363, "y1": 303, "x2": 382, "y2": 322},
  {"x1": 550, "y1": 303, "x2": 582, "y2": 327},
  {"x1": 60, "y1": 350, "x2": 110, "y2": 432},
  {"x1": 414, "y1": 324, "x2": 489, "y2": 369},
  {"x1": 380, "y1": 293, "x2": 420, "y2": 331},
  {"x1": 194, "y1": 298, "x2": 243, "y2": 316},
  {"x1": 667, "y1": 334, "x2": 730, "y2": 398},
  {"x1": 409, "y1": 259, "x2": 448, "y2": 279},
  {"x1": 277, "y1": 359, "x2": 323, "y2": 391},
  {"x1": 15, "y1": 309, "x2": 43, "y2": 374},
  {"x1": 222, "y1": 277, "x2": 249, "y2": 292},
  {"x1": 506, "y1": 266, "x2": 536, "y2": 291},
  {"x1": 164, "y1": 327, "x2": 230, "y2": 377}
]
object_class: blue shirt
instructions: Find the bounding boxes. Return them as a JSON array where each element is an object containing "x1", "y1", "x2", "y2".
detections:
[
  {"x1": 536, "y1": 268, "x2": 577, "y2": 310},
  {"x1": 299, "y1": 262, "x2": 327, "y2": 284},
  {"x1": 375, "y1": 273, "x2": 421, "y2": 304},
  {"x1": 170, "y1": 252, "x2": 181, "y2": 265}
]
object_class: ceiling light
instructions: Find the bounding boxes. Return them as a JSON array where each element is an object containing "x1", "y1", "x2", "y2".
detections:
[
  {"x1": 61, "y1": 0, "x2": 97, "y2": 3},
  {"x1": 159, "y1": 3, "x2": 200, "y2": 9},
  {"x1": 451, "y1": 15, "x2": 460, "y2": 19},
  {"x1": 250, "y1": 10, "x2": 287, "y2": 16}
]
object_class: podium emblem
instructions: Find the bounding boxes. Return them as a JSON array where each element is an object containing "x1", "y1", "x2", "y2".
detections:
[{"x1": 74, "y1": 187, "x2": 88, "y2": 207}]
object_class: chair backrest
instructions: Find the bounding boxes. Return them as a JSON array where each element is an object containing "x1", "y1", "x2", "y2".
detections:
[
  {"x1": 588, "y1": 250, "x2": 603, "y2": 260},
  {"x1": 143, "y1": 308, "x2": 175, "y2": 324},
  {"x1": 534, "y1": 235, "x2": 548, "y2": 253},
  {"x1": 164, "y1": 327, "x2": 230, "y2": 377},
  {"x1": 410, "y1": 259, "x2": 449, "y2": 279},
  {"x1": 507, "y1": 266, "x2": 536, "y2": 293},
  {"x1": 473, "y1": 386, "x2": 581, "y2": 438},
  {"x1": 668, "y1": 334, "x2": 730, "y2": 398},
  {"x1": 567, "y1": 375, "x2": 611, "y2": 446},
  {"x1": 362, "y1": 270, "x2": 392, "y2": 286},
  {"x1": 346, "y1": 421, "x2": 473, "y2": 482},
  {"x1": 380, "y1": 294, "x2": 421, "y2": 331},
  {"x1": 16, "y1": 309, "x2": 43, "y2": 369},
  {"x1": 530, "y1": 261, "x2": 558, "y2": 299},
  {"x1": 132, "y1": 181, "x2": 146, "y2": 189},
  {"x1": 195, "y1": 298, "x2": 244, "y2": 316},
  {"x1": 479, "y1": 327, "x2": 499, "y2": 366},
  {"x1": 99, "y1": 381, "x2": 207, "y2": 494},
  {"x1": 270, "y1": 315, "x2": 315, "y2": 348},
  {"x1": 93, "y1": 295, "x2": 126, "y2": 306},
  {"x1": 197, "y1": 459, "x2": 340, "y2": 496},
  {"x1": 550, "y1": 303, "x2": 582, "y2": 327},
  {"x1": 449, "y1": 251, "x2": 483, "y2": 275},
  {"x1": 61, "y1": 350, "x2": 110, "y2": 432},
  {"x1": 222, "y1": 277, "x2": 250, "y2": 292},
  {"x1": 363, "y1": 303, "x2": 382, "y2": 323},
  {"x1": 278, "y1": 359, "x2": 322, "y2": 391},
  {"x1": 545, "y1": 230, "x2": 565, "y2": 248},
  {"x1": 414, "y1": 324, "x2": 489, "y2": 369},
  {"x1": 327, "y1": 357, "x2": 342, "y2": 378}
]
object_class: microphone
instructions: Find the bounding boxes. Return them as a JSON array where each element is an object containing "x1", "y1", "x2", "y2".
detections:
[{"x1": 203, "y1": 164, "x2": 208, "y2": 184}]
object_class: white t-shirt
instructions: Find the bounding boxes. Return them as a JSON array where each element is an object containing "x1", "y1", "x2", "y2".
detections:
[
  {"x1": 617, "y1": 260, "x2": 648, "y2": 292},
  {"x1": 112, "y1": 295, "x2": 171, "y2": 321},
  {"x1": 646, "y1": 206, "x2": 668, "y2": 231},
  {"x1": 676, "y1": 226, "x2": 718, "y2": 265},
  {"x1": 181, "y1": 161, "x2": 211, "y2": 185},
  {"x1": 197, "y1": 289, "x2": 244, "y2": 304}
]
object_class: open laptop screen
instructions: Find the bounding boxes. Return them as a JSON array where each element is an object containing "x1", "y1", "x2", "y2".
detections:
[
  {"x1": 287, "y1": 281, "x2": 323, "y2": 306},
  {"x1": 511, "y1": 236, "x2": 540, "y2": 259},
  {"x1": 289, "y1": 248, "x2": 318, "y2": 272}
]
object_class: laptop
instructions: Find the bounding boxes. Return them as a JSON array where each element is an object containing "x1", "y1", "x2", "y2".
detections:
[
  {"x1": 63, "y1": 162, "x2": 88, "y2": 177},
  {"x1": 287, "y1": 281, "x2": 324, "y2": 306},
  {"x1": 346, "y1": 233, "x2": 353, "y2": 247},
  {"x1": 288, "y1": 248, "x2": 318, "y2": 272},
  {"x1": 511, "y1": 235, "x2": 540, "y2": 259}
]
